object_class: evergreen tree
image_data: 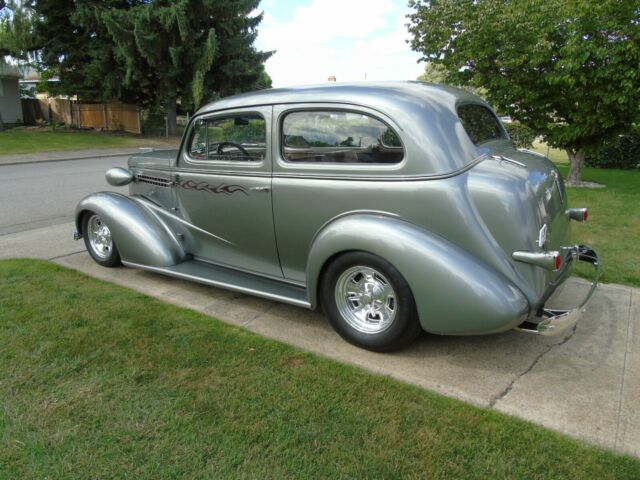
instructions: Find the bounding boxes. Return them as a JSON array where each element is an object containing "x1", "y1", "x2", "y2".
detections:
[
  {"x1": 0, "y1": 0, "x2": 38, "y2": 62},
  {"x1": 102, "y1": 0, "x2": 272, "y2": 134},
  {"x1": 33, "y1": 0, "x2": 139, "y2": 103},
  {"x1": 2, "y1": 1, "x2": 272, "y2": 134}
]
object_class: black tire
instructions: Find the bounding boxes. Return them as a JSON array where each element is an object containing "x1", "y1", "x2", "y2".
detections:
[
  {"x1": 320, "y1": 252, "x2": 422, "y2": 352},
  {"x1": 82, "y1": 212, "x2": 122, "y2": 267}
]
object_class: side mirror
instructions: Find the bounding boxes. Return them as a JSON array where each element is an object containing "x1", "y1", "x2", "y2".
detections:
[{"x1": 106, "y1": 167, "x2": 134, "y2": 187}]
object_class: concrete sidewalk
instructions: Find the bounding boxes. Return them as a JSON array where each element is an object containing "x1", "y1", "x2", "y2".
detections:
[
  {"x1": 0, "y1": 146, "x2": 178, "y2": 166},
  {"x1": 1, "y1": 222, "x2": 638, "y2": 458}
]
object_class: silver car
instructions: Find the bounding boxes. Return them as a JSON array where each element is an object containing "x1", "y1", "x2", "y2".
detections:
[{"x1": 74, "y1": 82, "x2": 600, "y2": 351}]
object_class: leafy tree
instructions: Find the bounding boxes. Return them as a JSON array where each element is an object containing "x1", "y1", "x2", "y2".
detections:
[
  {"x1": 102, "y1": 0, "x2": 272, "y2": 134},
  {"x1": 408, "y1": 0, "x2": 640, "y2": 184},
  {"x1": 417, "y1": 62, "x2": 447, "y2": 84}
]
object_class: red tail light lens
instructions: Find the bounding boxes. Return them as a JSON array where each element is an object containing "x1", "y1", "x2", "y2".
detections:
[
  {"x1": 555, "y1": 254, "x2": 562, "y2": 270},
  {"x1": 583, "y1": 210, "x2": 589, "y2": 222}
]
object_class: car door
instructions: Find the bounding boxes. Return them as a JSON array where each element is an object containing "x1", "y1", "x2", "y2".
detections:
[{"x1": 174, "y1": 106, "x2": 282, "y2": 278}]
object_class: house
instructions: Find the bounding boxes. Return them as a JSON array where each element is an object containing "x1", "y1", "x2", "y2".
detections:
[{"x1": 0, "y1": 63, "x2": 22, "y2": 127}]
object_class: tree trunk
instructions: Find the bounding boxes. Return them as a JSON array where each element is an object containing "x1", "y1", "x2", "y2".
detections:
[
  {"x1": 566, "y1": 148, "x2": 585, "y2": 185},
  {"x1": 166, "y1": 96, "x2": 177, "y2": 137}
]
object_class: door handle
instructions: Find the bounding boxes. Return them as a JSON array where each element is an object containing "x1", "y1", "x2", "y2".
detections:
[{"x1": 250, "y1": 186, "x2": 270, "y2": 192}]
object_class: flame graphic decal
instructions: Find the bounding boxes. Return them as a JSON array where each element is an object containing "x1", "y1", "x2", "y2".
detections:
[{"x1": 180, "y1": 180, "x2": 248, "y2": 196}]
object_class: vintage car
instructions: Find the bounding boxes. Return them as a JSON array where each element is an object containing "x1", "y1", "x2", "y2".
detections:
[{"x1": 74, "y1": 82, "x2": 600, "y2": 351}]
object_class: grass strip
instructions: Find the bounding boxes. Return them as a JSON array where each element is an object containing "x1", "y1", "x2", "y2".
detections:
[
  {"x1": 556, "y1": 166, "x2": 640, "y2": 287},
  {"x1": 0, "y1": 259, "x2": 638, "y2": 479},
  {"x1": 0, "y1": 129, "x2": 172, "y2": 155}
]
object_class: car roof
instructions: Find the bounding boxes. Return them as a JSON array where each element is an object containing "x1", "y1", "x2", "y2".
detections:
[
  {"x1": 197, "y1": 81, "x2": 484, "y2": 115},
  {"x1": 195, "y1": 81, "x2": 493, "y2": 175}
]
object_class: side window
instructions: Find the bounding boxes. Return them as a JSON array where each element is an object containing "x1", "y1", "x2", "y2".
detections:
[
  {"x1": 282, "y1": 111, "x2": 403, "y2": 164},
  {"x1": 457, "y1": 104, "x2": 507, "y2": 145},
  {"x1": 188, "y1": 113, "x2": 266, "y2": 162}
]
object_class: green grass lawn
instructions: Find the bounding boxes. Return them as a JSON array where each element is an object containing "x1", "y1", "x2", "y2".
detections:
[
  {"x1": 1, "y1": 259, "x2": 638, "y2": 479},
  {"x1": 555, "y1": 166, "x2": 640, "y2": 287},
  {"x1": 531, "y1": 140, "x2": 569, "y2": 164},
  {"x1": 0, "y1": 128, "x2": 174, "y2": 155}
]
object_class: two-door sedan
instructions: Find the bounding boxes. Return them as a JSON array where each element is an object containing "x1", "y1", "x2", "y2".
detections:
[{"x1": 74, "y1": 82, "x2": 600, "y2": 351}]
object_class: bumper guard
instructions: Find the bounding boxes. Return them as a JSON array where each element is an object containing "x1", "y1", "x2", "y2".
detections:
[{"x1": 516, "y1": 245, "x2": 601, "y2": 336}]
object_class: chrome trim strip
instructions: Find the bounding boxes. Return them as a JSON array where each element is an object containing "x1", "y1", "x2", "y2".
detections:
[
  {"x1": 517, "y1": 148, "x2": 546, "y2": 158},
  {"x1": 491, "y1": 154, "x2": 526, "y2": 168},
  {"x1": 133, "y1": 197, "x2": 234, "y2": 246},
  {"x1": 122, "y1": 260, "x2": 312, "y2": 309},
  {"x1": 132, "y1": 154, "x2": 488, "y2": 182},
  {"x1": 140, "y1": 154, "x2": 488, "y2": 182}
]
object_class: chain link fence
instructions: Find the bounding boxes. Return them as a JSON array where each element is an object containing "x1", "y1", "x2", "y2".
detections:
[{"x1": 140, "y1": 112, "x2": 190, "y2": 138}]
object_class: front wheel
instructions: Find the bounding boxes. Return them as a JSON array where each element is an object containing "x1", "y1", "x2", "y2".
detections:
[
  {"x1": 320, "y1": 252, "x2": 422, "y2": 352},
  {"x1": 82, "y1": 212, "x2": 121, "y2": 267}
]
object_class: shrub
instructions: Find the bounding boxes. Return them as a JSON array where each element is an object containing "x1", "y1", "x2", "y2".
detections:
[
  {"x1": 586, "y1": 129, "x2": 640, "y2": 169},
  {"x1": 504, "y1": 122, "x2": 536, "y2": 149}
]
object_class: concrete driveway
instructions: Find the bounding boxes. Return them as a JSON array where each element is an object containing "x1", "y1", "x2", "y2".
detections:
[{"x1": 1, "y1": 221, "x2": 638, "y2": 458}]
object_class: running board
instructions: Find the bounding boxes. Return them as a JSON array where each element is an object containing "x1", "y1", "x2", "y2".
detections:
[{"x1": 122, "y1": 259, "x2": 311, "y2": 308}]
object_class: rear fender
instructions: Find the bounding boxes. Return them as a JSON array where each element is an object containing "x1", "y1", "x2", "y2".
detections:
[
  {"x1": 307, "y1": 213, "x2": 529, "y2": 335},
  {"x1": 76, "y1": 192, "x2": 185, "y2": 267}
]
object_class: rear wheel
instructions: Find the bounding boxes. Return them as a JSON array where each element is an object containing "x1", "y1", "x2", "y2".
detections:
[
  {"x1": 320, "y1": 252, "x2": 422, "y2": 352},
  {"x1": 82, "y1": 212, "x2": 121, "y2": 267}
]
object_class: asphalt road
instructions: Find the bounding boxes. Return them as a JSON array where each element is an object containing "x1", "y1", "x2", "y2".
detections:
[{"x1": 0, "y1": 156, "x2": 128, "y2": 236}]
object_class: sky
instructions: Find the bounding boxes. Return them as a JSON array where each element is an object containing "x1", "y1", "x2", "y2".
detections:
[{"x1": 254, "y1": 0, "x2": 425, "y2": 88}]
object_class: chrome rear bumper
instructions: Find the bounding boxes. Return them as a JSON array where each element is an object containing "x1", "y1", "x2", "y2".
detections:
[{"x1": 516, "y1": 245, "x2": 601, "y2": 336}]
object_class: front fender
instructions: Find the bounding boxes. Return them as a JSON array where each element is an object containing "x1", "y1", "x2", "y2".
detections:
[
  {"x1": 307, "y1": 214, "x2": 529, "y2": 335},
  {"x1": 76, "y1": 192, "x2": 185, "y2": 267}
]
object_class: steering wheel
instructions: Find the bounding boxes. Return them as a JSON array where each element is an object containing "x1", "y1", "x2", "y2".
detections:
[{"x1": 216, "y1": 141, "x2": 251, "y2": 160}]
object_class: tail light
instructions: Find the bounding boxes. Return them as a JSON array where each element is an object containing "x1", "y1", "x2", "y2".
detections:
[
  {"x1": 567, "y1": 208, "x2": 588, "y2": 222},
  {"x1": 512, "y1": 250, "x2": 563, "y2": 271}
]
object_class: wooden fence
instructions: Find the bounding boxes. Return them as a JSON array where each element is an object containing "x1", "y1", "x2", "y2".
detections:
[
  {"x1": 26, "y1": 99, "x2": 142, "y2": 134},
  {"x1": 73, "y1": 102, "x2": 141, "y2": 134}
]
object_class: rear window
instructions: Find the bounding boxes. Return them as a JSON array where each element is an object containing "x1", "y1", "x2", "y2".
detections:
[
  {"x1": 282, "y1": 110, "x2": 403, "y2": 164},
  {"x1": 457, "y1": 104, "x2": 507, "y2": 145}
]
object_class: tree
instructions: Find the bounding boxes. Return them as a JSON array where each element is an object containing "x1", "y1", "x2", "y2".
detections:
[
  {"x1": 0, "y1": 1, "x2": 37, "y2": 61},
  {"x1": 102, "y1": 0, "x2": 272, "y2": 134},
  {"x1": 32, "y1": 0, "x2": 139, "y2": 103},
  {"x1": 2, "y1": 1, "x2": 272, "y2": 135},
  {"x1": 417, "y1": 62, "x2": 447, "y2": 84},
  {"x1": 408, "y1": 0, "x2": 640, "y2": 184}
]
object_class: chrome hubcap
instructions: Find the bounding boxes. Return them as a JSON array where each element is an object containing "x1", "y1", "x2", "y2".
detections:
[
  {"x1": 335, "y1": 266, "x2": 397, "y2": 334},
  {"x1": 87, "y1": 215, "x2": 113, "y2": 259}
]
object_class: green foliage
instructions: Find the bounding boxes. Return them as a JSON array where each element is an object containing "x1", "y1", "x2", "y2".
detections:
[
  {"x1": 0, "y1": 0, "x2": 37, "y2": 61},
  {"x1": 408, "y1": 0, "x2": 640, "y2": 182},
  {"x1": 102, "y1": 1, "x2": 272, "y2": 112},
  {"x1": 586, "y1": 129, "x2": 640, "y2": 170},
  {"x1": 31, "y1": 0, "x2": 138, "y2": 103},
  {"x1": 417, "y1": 62, "x2": 447, "y2": 84},
  {"x1": 504, "y1": 122, "x2": 536, "y2": 149},
  {"x1": 3, "y1": 1, "x2": 272, "y2": 133}
]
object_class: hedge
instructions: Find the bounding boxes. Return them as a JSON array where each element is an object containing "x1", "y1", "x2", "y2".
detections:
[
  {"x1": 586, "y1": 130, "x2": 640, "y2": 169},
  {"x1": 504, "y1": 122, "x2": 536, "y2": 149}
]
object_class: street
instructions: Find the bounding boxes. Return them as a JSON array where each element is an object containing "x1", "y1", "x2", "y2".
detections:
[{"x1": 0, "y1": 156, "x2": 127, "y2": 235}]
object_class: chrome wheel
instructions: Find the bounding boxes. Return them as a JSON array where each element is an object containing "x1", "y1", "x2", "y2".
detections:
[
  {"x1": 335, "y1": 266, "x2": 397, "y2": 334},
  {"x1": 86, "y1": 214, "x2": 113, "y2": 259}
]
